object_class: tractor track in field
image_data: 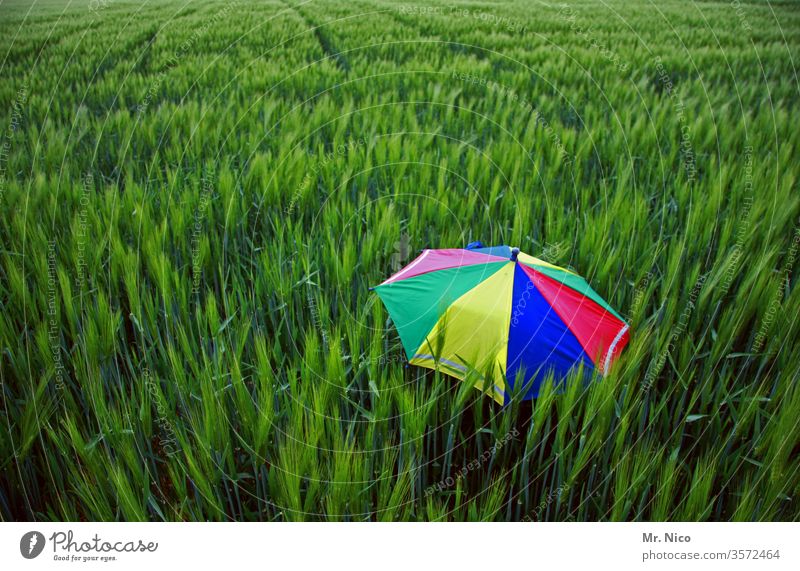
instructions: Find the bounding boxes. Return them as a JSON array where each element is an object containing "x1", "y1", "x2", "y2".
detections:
[{"x1": 280, "y1": 0, "x2": 350, "y2": 73}]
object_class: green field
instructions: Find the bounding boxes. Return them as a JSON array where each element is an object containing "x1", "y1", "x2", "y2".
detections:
[{"x1": 1, "y1": 0, "x2": 799, "y2": 521}]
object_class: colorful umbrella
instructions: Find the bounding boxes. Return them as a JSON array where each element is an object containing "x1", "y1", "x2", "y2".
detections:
[{"x1": 373, "y1": 243, "x2": 629, "y2": 404}]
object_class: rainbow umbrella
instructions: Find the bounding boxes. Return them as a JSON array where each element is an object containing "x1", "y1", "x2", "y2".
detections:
[{"x1": 373, "y1": 243, "x2": 629, "y2": 404}]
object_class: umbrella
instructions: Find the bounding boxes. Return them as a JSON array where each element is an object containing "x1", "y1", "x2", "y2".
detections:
[{"x1": 373, "y1": 242, "x2": 629, "y2": 404}]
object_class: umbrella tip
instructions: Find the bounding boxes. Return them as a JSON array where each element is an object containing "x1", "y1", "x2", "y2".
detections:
[{"x1": 510, "y1": 247, "x2": 520, "y2": 261}]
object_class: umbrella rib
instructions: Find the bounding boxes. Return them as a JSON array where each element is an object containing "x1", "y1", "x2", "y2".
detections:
[
  {"x1": 602, "y1": 324, "x2": 629, "y2": 374},
  {"x1": 383, "y1": 249, "x2": 430, "y2": 284},
  {"x1": 412, "y1": 353, "x2": 467, "y2": 372}
]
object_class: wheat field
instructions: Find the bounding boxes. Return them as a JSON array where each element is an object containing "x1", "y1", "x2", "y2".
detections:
[{"x1": 1, "y1": 0, "x2": 798, "y2": 521}]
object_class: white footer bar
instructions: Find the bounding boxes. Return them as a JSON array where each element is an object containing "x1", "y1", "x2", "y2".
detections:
[{"x1": 1, "y1": 522, "x2": 797, "y2": 570}]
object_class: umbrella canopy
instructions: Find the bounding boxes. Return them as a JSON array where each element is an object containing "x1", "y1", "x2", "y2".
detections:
[{"x1": 373, "y1": 243, "x2": 629, "y2": 404}]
